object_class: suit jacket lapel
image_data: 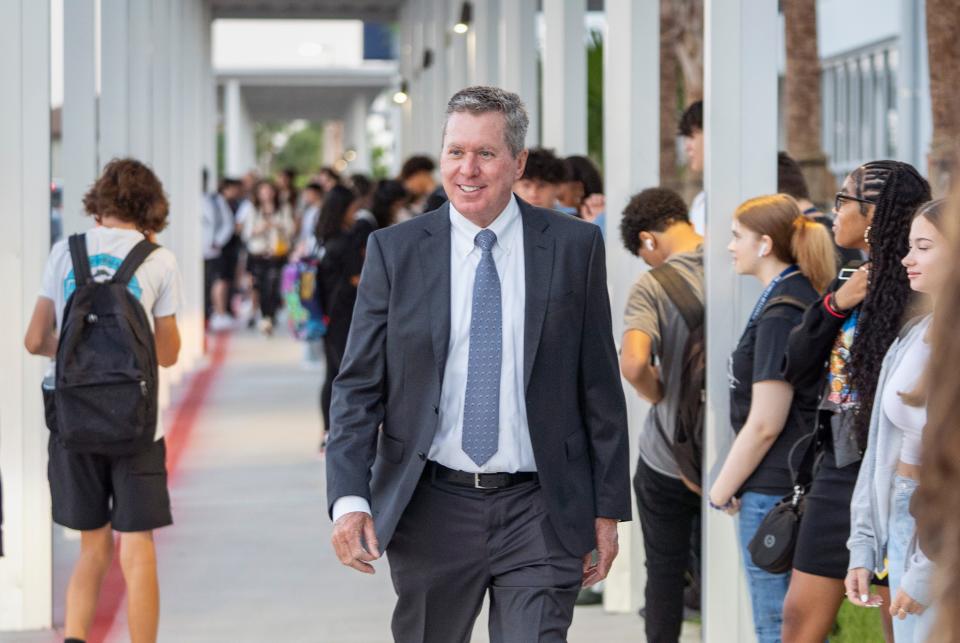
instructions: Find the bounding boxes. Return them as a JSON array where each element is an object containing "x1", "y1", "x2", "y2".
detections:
[
  {"x1": 418, "y1": 206, "x2": 452, "y2": 385},
  {"x1": 521, "y1": 201, "x2": 554, "y2": 390}
]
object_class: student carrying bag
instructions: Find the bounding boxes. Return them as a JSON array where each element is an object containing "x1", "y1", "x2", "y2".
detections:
[
  {"x1": 650, "y1": 263, "x2": 706, "y2": 492},
  {"x1": 44, "y1": 233, "x2": 160, "y2": 455}
]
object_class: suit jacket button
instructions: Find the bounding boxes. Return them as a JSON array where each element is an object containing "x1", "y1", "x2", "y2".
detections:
[
  {"x1": 417, "y1": 452, "x2": 426, "y2": 461},
  {"x1": 433, "y1": 406, "x2": 439, "y2": 414}
]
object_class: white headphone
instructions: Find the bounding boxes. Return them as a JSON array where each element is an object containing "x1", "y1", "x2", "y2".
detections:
[
  {"x1": 758, "y1": 242, "x2": 768, "y2": 258},
  {"x1": 645, "y1": 239, "x2": 655, "y2": 251}
]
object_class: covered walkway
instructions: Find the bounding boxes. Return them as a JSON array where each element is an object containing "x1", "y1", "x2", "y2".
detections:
[{"x1": 3, "y1": 330, "x2": 699, "y2": 643}]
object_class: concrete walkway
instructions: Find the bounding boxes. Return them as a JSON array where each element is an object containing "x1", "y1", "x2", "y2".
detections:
[{"x1": 3, "y1": 330, "x2": 701, "y2": 642}]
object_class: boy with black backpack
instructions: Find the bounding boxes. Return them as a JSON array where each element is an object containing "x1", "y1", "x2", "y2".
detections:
[
  {"x1": 24, "y1": 158, "x2": 181, "y2": 643},
  {"x1": 619, "y1": 188, "x2": 705, "y2": 643}
]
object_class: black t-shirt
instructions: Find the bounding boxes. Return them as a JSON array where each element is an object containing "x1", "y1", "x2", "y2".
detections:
[{"x1": 729, "y1": 272, "x2": 820, "y2": 495}]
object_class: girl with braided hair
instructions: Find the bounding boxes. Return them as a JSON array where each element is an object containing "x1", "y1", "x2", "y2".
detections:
[{"x1": 780, "y1": 160, "x2": 931, "y2": 642}]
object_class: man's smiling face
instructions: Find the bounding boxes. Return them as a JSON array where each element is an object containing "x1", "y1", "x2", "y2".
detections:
[{"x1": 440, "y1": 111, "x2": 527, "y2": 224}]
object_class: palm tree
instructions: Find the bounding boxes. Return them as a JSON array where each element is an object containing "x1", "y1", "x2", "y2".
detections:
[
  {"x1": 660, "y1": 0, "x2": 680, "y2": 192},
  {"x1": 783, "y1": 0, "x2": 835, "y2": 206},
  {"x1": 926, "y1": 0, "x2": 960, "y2": 197}
]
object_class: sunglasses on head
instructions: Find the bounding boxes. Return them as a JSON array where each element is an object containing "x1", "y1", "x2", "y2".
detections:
[{"x1": 834, "y1": 192, "x2": 875, "y2": 211}]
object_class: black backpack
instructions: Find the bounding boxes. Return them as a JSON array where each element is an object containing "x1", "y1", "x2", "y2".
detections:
[
  {"x1": 650, "y1": 264, "x2": 706, "y2": 491},
  {"x1": 46, "y1": 233, "x2": 160, "y2": 455}
]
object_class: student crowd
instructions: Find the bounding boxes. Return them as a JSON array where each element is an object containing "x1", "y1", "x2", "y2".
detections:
[{"x1": 21, "y1": 87, "x2": 960, "y2": 643}]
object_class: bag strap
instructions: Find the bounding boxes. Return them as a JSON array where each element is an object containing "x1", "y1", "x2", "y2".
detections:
[
  {"x1": 112, "y1": 239, "x2": 160, "y2": 286},
  {"x1": 787, "y1": 426, "x2": 819, "y2": 488},
  {"x1": 68, "y1": 233, "x2": 92, "y2": 286},
  {"x1": 650, "y1": 263, "x2": 703, "y2": 331},
  {"x1": 759, "y1": 295, "x2": 807, "y2": 318}
]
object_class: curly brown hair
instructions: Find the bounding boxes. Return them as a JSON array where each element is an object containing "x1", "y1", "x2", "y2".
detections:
[
  {"x1": 914, "y1": 184, "x2": 960, "y2": 642},
  {"x1": 82, "y1": 158, "x2": 169, "y2": 232}
]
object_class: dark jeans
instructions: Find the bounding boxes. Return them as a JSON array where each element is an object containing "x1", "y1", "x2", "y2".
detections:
[
  {"x1": 634, "y1": 457, "x2": 701, "y2": 643},
  {"x1": 249, "y1": 255, "x2": 285, "y2": 322}
]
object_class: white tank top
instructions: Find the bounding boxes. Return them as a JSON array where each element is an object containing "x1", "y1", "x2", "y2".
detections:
[{"x1": 881, "y1": 316, "x2": 932, "y2": 466}]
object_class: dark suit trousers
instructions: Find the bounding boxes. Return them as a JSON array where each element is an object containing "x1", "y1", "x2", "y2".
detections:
[{"x1": 386, "y1": 472, "x2": 582, "y2": 643}]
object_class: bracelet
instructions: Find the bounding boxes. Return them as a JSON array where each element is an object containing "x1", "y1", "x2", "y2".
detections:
[
  {"x1": 709, "y1": 499, "x2": 733, "y2": 511},
  {"x1": 823, "y1": 293, "x2": 848, "y2": 319}
]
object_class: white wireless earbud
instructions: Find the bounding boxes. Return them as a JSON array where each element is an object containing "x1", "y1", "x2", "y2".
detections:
[
  {"x1": 758, "y1": 243, "x2": 768, "y2": 258},
  {"x1": 645, "y1": 239, "x2": 655, "y2": 251}
]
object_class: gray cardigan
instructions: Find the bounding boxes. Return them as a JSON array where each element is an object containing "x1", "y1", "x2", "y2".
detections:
[{"x1": 847, "y1": 315, "x2": 932, "y2": 605}]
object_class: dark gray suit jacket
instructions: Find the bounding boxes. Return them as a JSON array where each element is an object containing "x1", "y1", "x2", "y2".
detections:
[{"x1": 326, "y1": 198, "x2": 630, "y2": 557}]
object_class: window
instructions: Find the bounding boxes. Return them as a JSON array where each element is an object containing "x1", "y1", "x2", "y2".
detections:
[{"x1": 821, "y1": 39, "x2": 898, "y2": 183}]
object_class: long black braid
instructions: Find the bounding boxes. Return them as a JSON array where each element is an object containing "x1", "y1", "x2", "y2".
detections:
[{"x1": 848, "y1": 160, "x2": 931, "y2": 448}]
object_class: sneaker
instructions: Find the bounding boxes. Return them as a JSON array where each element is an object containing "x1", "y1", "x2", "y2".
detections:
[
  {"x1": 257, "y1": 318, "x2": 274, "y2": 336},
  {"x1": 208, "y1": 313, "x2": 233, "y2": 333}
]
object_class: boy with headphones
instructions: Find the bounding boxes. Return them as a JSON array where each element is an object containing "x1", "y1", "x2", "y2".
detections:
[{"x1": 618, "y1": 187, "x2": 704, "y2": 642}]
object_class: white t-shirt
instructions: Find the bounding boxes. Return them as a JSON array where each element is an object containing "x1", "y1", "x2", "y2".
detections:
[
  {"x1": 39, "y1": 226, "x2": 182, "y2": 440},
  {"x1": 690, "y1": 190, "x2": 706, "y2": 236}
]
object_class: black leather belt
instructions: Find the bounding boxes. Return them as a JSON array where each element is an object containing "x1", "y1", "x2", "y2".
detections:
[{"x1": 426, "y1": 461, "x2": 538, "y2": 490}]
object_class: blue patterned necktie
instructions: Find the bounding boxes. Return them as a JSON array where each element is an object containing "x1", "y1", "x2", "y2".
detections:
[{"x1": 462, "y1": 229, "x2": 502, "y2": 466}]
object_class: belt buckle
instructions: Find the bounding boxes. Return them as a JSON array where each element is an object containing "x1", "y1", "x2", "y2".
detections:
[{"x1": 474, "y1": 472, "x2": 496, "y2": 490}]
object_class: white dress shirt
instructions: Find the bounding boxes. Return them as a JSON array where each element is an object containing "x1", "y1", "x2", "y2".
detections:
[{"x1": 332, "y1": 195, "x2": 534, "y2": 522}]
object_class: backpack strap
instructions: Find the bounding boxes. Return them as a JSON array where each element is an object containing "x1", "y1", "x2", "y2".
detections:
[
  {"x1": 650, "y1": 263, "x2": 703, "y2": 331},
  {"x1": 68, "y1": 233, "x2": 92, "y2": 286},
  {"x1": 112, "y1": 239, "x2": 160, "y2": 286},
  {"x1": 759, "y1": 295, "x2": 808, "y2": 318}
]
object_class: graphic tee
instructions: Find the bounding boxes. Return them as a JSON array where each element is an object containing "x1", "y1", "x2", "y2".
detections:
[{"x1": 39, "y1": 226, "x2": 182, "y2": 440}]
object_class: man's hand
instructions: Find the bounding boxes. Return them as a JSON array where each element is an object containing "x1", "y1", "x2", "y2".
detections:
[
  {"x1": 889, "y1": 588, "x2": 925, "y2": 619},
  {"x1": 331, "y1": 511, "x2": 381, "y2": 574},
  {"x1": 582, "y1": 518, "x2": 619, "y2": 588}
]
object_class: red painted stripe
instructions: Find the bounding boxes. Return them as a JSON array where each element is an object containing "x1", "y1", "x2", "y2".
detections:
[{"x1": 85, "y1": 333, "x2": 230, "y2": 643}]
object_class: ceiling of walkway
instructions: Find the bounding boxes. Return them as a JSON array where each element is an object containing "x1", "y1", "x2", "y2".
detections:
[
  {"x1": 210, "y1": 1, "x2": 405, "y2": 21},
  {"x1": 210, "y1": 0, "x2": 605, "y2": 21}
]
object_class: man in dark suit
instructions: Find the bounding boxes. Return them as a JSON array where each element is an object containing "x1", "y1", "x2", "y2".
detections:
[{"x1": 327, "y1": 86, "x2": 630, "y2": 642}]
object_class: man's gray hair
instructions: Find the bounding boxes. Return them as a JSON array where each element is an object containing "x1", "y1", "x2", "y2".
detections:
[{"x1": 443, "y1": 86, "x2": 529, "y2": 157}]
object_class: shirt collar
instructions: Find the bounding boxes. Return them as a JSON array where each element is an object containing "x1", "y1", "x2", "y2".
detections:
[{"x1": 449, "y1": 194, "x2": 520, "y2": 259}]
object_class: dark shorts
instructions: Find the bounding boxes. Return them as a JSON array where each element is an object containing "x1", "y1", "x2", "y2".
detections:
[
  {"x1": 792, "y1": 449, "x2": 859, "y2": 579},
  {"x1": 205, "y1": 256, "x2": 225, "y2": 282},
  {"x1": 48, "y1": 435, "x2": 173, "y2": 533}
]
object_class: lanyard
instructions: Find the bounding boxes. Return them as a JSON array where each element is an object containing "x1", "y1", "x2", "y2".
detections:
[{"x1": 749, "y1": 265, "x2": 799, "y2": 322}]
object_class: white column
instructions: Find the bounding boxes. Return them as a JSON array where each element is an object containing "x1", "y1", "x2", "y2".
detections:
[
  {"x1": 346, "y1": 94, "x2": 372, "y2": 174},
  {"x1": 323, "y1": 121, "x2": 345, "y2": 166},
  {"x1": 224, "y1": 79, "x2": 255, "y2": 176},
  {"x1": 427, "y1": 0, "x2": 449, "y2": 154},
  {"x1": 398, "y1": 2, "x2": 414, "y2": 164},
  {"x1": 542, "y1": 0, "x2": 587, "y2": 155},
  {"x1": 128, "y1": 0, "x2": 153, "y2": 162},
  {"x1": 468, "y1": 0, "x2": 499, "y2": 86},
  {"x1": 61, "y1": 0, "x2": 97, "y2": 236},
  {"x1": 152, "y1": 0, "x2": 171, "y2": 187},
  {"x1": 99, "y1": 0, "x2": 129, "y2": 165},
  {"x1": 601, "y1": 0, "x2": 659, "y2": 614},
  {"x1": 499, "y1": 0, "x2": 539, "y2": 147},
  {"x1": 703, "y1": 1, "x2": 778, "y2": 641},
  {"x1": 0, "y1": 0, "x2": 53, "y2": 631},
  {"x1": 179, "y1": 0, "x2": 206, "y2": 371},
  {"x1": 203, "y1": 2, "x2": 218, "y2": 187},
  {"x1": 412, "y1": 0, "x2": 428, "y2": 156},
  {"x1": 447, "y1": 0, "x2": 469, "y2": 99}
]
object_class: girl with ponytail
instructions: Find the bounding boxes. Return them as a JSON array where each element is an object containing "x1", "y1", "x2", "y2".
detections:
[
  {"x1": 780, "y1": 160, "x2": 930, "y2": 642},
  {"x1": 708, "y1": 194, "x2": 837, "y2": 642}
]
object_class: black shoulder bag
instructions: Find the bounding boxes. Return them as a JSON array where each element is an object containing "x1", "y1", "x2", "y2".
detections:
[
  {"x1": 746, "y1": 295, "x2": 819, "y2": 574},
  {"x1": 747, "y1": 427, "x2": 818, "y2": 574}
]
